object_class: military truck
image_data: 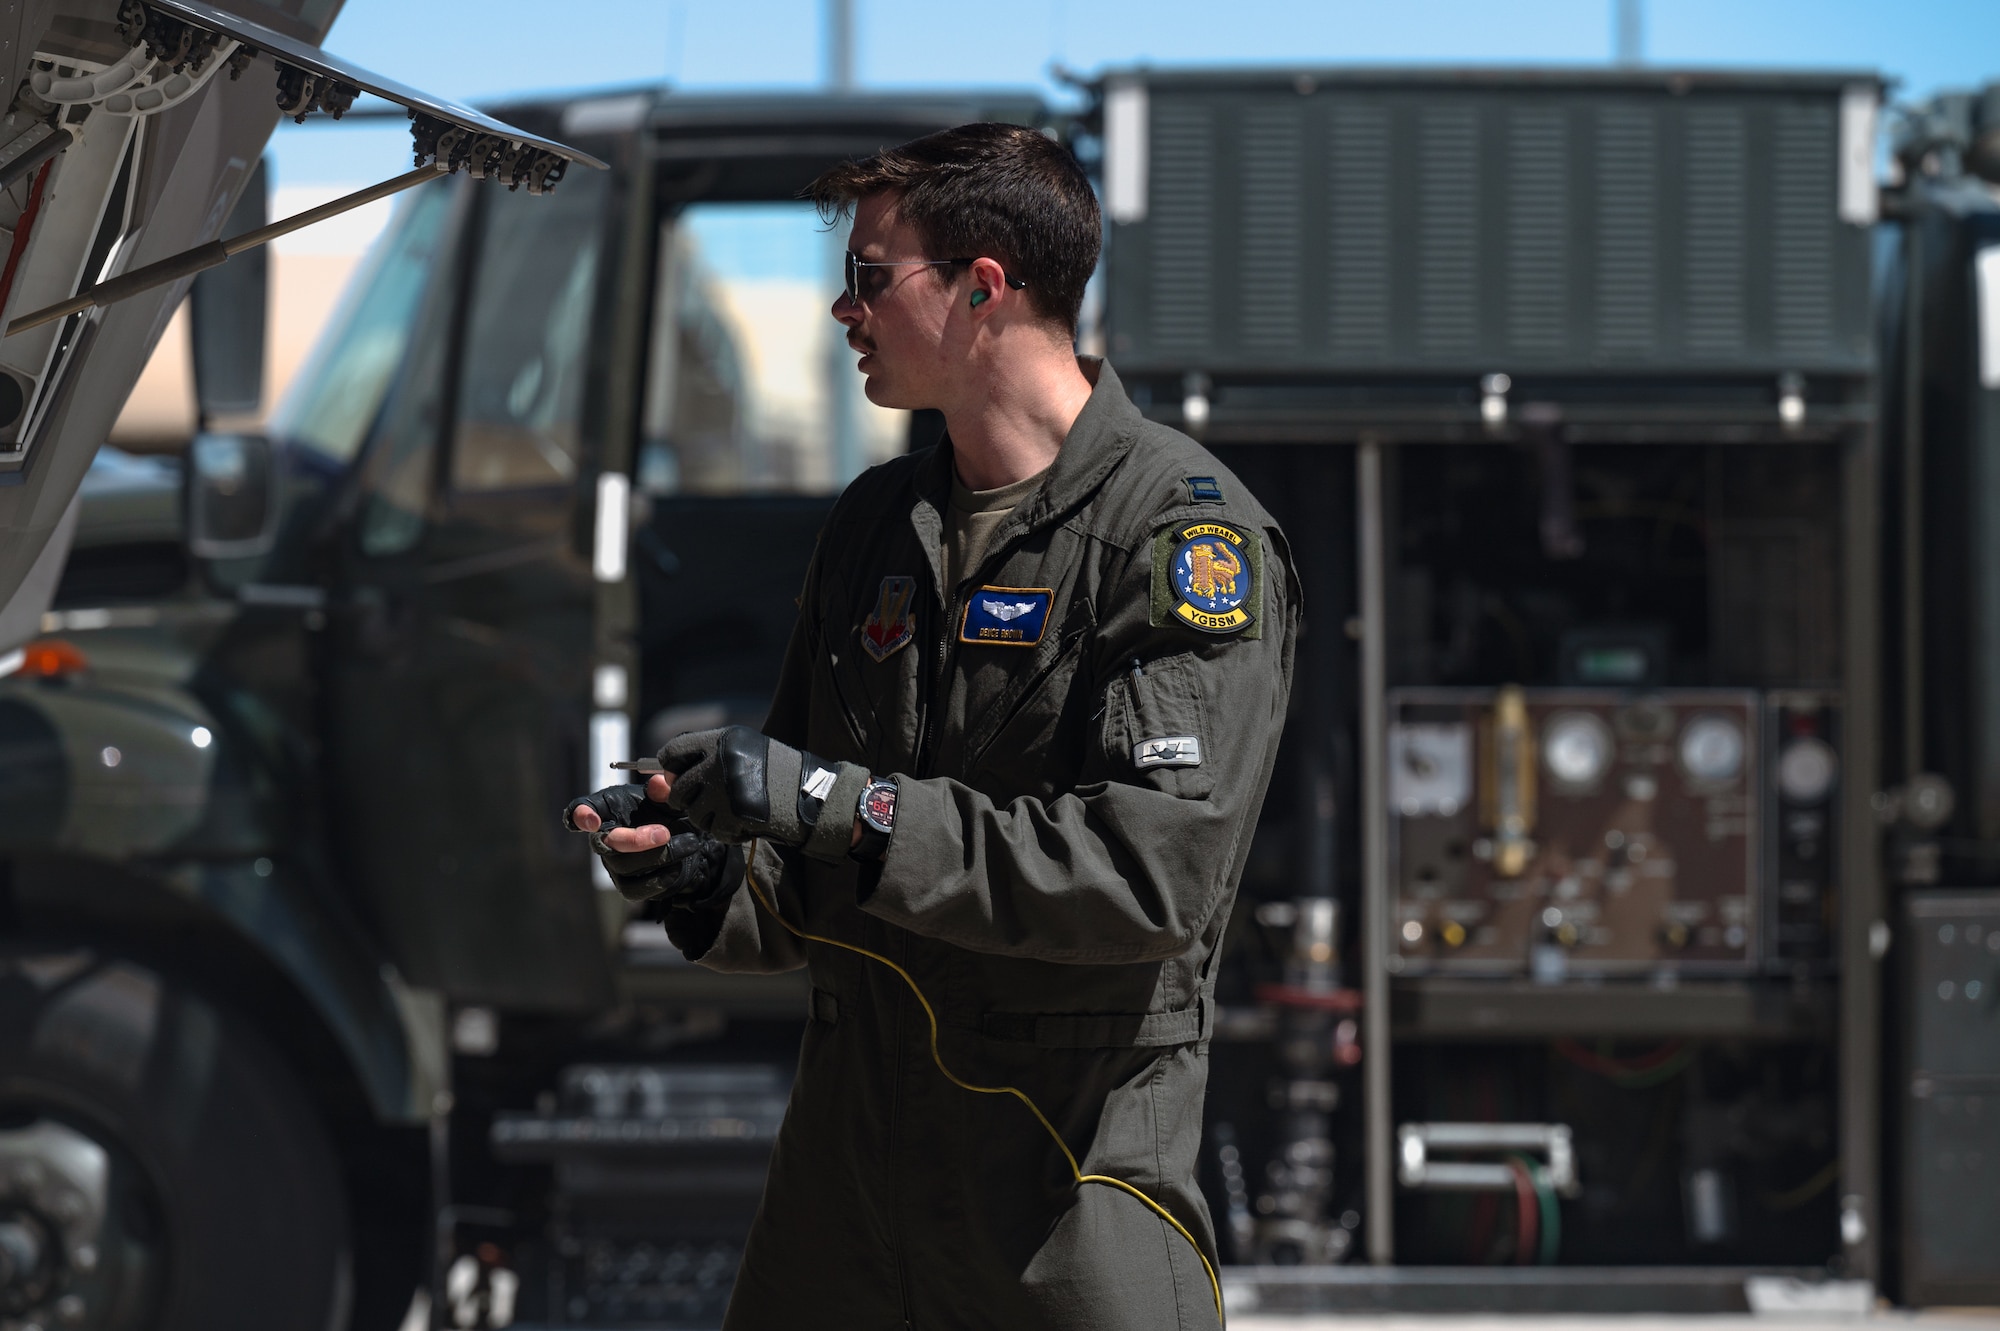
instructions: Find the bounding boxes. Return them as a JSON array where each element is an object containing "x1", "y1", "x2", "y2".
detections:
[
  {"x1": 1873, "y1": 84, "x2": 2000, "y2": 1307},
  {"x1": 0, "y1": 86, "x2": 1046, "y2": 1331},
  {"x1": 7, "y1": 63, "x2": 2000, "y2": 1331}
]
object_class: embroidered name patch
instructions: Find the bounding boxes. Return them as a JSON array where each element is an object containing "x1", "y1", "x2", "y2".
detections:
[
  {"x1": 959, "y1": 587, "x2": 1053, "y2": 646},
  {"x1": 861, "y1": 575, "x2": 917, "y2": 662},
  {"x1": 1152, "y1": 520, "x2": 1261, "y2": 637}
]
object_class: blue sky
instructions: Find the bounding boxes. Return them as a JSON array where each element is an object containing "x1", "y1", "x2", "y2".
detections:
[
  {"x1": 266, "y1": 0, "x2": 2000, "y2": 288},
  {"x1": 273, "y1": 0, "x2": 2000, "y2": 189}
]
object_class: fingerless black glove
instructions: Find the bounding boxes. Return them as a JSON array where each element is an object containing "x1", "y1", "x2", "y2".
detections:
[{"x1": 563, "y1": 783, "x2": 738, "y2": 905}]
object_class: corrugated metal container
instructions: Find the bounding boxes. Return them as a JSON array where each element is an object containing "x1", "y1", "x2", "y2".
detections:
[{"x1": 1100, "y1": 70, "x2": 1881, "y2": 377}]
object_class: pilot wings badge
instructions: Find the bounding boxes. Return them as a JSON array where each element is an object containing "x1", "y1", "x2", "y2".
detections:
[
  {"x1": 958, "y1": 585, "x2": 1053, "y2": 646},
  {"x1": 860, "y1": 575, "x2": 917, "y2": 663}
]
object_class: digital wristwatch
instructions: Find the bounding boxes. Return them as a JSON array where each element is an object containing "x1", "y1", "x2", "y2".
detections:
[{"x1": 850, "y1": 777, "x2": 898, "y2": 863}]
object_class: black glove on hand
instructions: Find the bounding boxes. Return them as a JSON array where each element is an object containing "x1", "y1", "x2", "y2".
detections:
[
  {"x1": 563, "y1": 783, "x2": 739, "y2": 905},
  {"x1": 655, "y1": 854, "x2": 745, "y2": 962},
  {"x1": 656, "y1": 725, "x2": 870, "y2": 864}
]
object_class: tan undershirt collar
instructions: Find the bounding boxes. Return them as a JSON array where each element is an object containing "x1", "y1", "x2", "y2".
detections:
[{"x1": 945, "y1": 466, "x2": 1048, "y2": 592}]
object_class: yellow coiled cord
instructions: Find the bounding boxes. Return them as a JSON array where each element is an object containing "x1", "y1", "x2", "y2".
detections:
[{"x1": 742, "y1": 844, "x2": 1224, "y2": 1323}]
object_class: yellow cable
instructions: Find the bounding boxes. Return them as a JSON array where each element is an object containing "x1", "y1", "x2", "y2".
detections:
[
  {"x1": 1758, "y1": 1158, "x2": 1841, "y2": 1212},
  {"x1": 742, "y1": 844, "x2": 1224, "y2": 1323}
]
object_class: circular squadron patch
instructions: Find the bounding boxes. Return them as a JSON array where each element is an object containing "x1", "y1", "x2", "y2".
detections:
[{"x1": 1163, "y1": 520, "x2": 1257, "y2": 634}]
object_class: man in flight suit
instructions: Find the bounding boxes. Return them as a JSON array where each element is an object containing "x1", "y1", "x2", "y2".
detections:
[{"x1": 567, "y1": 122, "x2": 1298, "y2": 1330}]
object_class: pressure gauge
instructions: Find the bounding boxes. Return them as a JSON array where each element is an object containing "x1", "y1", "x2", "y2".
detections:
[
  {"x1": 1543, "y1": 711, "x2": 1614, "y2": 790},
  {"x1": 1777, "y1": 736, "x2": 1838, "y2": 805},
  {"x1": 1679, "y1": 714, "x2": 1746, "y2": 784}
]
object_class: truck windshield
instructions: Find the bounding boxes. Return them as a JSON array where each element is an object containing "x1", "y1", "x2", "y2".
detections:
[
  {"x1": 267, "y1": 180, "x2": 458, "y2": 468},
  {"x1": 450, "y1": 169, "x2": 610, "y2": 490},
  {"x1": 638, "y1": 201, "x2": 909, "y2": 494}
]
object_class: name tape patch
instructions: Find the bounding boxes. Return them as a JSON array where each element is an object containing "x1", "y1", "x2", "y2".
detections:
[
  {"x1": 959, "y1": 586, "x2": 1053, "y2": 647},
  {"x1": 1134, "y1": 735, "x2": 1202, "y2": 769},
  {"x1": 1152, "y1": 519, "x2": 1260, "y2": 637}
]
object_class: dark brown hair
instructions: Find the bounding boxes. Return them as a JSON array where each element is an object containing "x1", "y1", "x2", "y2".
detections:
[{"x1": 808, "y1": 122, "x2": 1101, "y2": 335}]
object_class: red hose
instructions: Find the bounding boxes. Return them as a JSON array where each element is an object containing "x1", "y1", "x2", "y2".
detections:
[
  {"x1": 1468, "y1": 1191, "x2": 1498, "y2": 1264},
  {"x1": 0, "y1": 159, "x2": 53, "y2": 321},
  {"x1": 1254, "y1": 983, "x2": 1364, "y2": 1012},
  {"x1": 1554, "y1": 1037, "x2": 1686, "y2": 1077},
  {"x1": 1506, "y1": 1156, "x2": 1539, "y2": 1266}
]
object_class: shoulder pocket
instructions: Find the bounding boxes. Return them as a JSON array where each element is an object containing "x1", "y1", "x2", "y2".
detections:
[{"x1": 1099, "y1": 651, "x2": 1213, "y2": 799}]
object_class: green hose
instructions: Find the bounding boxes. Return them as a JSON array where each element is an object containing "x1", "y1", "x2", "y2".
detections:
[{"x1": 1506, "y1": 1152, "x2": 1562, "y2": 1265}]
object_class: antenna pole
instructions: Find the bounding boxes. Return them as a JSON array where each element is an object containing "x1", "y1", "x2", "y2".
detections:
[
  {"x1": 826, "y1": 0, "x2": 855, "y2": 91},
  {"x1": 1615, "y1": 0, "x2": 1644, "y2": 66}
]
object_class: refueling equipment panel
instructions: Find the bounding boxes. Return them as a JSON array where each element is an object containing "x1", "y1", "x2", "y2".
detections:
[{"x1": 1390, "y1": 687, "x2": 1762, "y2": 976}]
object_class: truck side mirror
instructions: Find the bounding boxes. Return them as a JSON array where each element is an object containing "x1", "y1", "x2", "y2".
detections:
[
  {"x1": 186, "y1": 432, "x2": 278, "y2": 559},
  {"x1": 189, "y1": 158, "x2": 268, "y2": 424}
]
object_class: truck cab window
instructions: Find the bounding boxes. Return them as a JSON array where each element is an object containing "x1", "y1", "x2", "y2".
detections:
[
  {"x1": 450, "y1": 171, "x2": 610, "y2": 491},
  {"x1": 638, "y1": 201, "x2": 909, "y2": 495},
  {"x1": 268, "y1": 180, "x2": 458, "y2": 469}
]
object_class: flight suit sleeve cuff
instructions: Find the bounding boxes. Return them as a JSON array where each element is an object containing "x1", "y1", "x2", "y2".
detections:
[
  {"x1": 690, "y1": 842, "x2": 808, "y2": 974},
  {"x1": 800, "y1": 761, "x2": 870, "y2": 864}
]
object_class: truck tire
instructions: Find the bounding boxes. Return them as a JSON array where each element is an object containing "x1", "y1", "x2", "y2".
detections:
[{"x1": 0, "y1": 945, "x2": 354, "y2": 1330}]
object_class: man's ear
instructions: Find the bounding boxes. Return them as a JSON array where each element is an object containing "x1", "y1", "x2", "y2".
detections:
[{"x1": 966, "y1": 256, "x2": 1008, "y2": 312}]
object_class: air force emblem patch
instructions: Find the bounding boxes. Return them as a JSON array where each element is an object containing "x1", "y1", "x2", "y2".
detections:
[
  {"x1": 959, "y1": 586, "x2": 1053, "y2": 646},
  {"x1": 860, "y1": 575, "x2": 917, "y2": 662},
  {"x1": 1152, "y1": 520, "x2": 1261, "y2": 637}
]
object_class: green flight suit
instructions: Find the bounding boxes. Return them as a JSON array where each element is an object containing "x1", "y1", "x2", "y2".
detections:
[{"x1": 694, "y1": 359, "x2": 1299, "y2": 1330}]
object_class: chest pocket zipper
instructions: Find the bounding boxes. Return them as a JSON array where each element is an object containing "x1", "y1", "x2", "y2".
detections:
[
  {"x1": 964, "y1": 601, "x2": 1095, "y2": 773},
  {"x1": 821, "y1": 628, "x2": 872, "y2": 754}
]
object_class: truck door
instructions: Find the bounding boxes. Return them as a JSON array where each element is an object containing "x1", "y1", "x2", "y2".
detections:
[
  {"x1": 626, "y1": 198, "x2": 884, "y2": 748},
  {"x1": 320, "y1": 168, "x2": 618, "y2": 1009},
  {"x1": 318, "y1": 100, "x2": 1047, "y2": 1000}
]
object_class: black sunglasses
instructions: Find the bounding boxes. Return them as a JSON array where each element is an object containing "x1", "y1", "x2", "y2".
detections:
[{"x1": 843, "y1": 252, "x2": 1027, "y2": 305}]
